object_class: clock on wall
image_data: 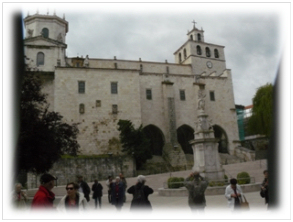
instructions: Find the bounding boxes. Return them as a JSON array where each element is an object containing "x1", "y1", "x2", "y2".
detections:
[{"x1": 206, "y1": 61, "x2": 213, "y2": 68}]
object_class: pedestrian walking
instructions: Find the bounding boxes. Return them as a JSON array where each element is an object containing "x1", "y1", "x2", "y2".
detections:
[
  {"x1": 11, "y1": 183, "x2": 27, "y2": 209},
  {"x1": 92, "y1": 179, "x2": 103, "y2": 209},
  {"x1": 184, "y1": 172, "x2": 208, "y2": 212},
  {"x1": 127, "y1": 175, "x2": 153, "y2": 212},
  {"x1": 110, "y1": 176, "x2": 125, "y2": 211},
  {"x1": 106, "y1": 176, "x2": 113, "y2": 203},
  {"x1": 225, "y1": 178, "x2": 243, "y2": 211},
  {"x1": 57, "y1": 182, "x2": 88, "y2": 212},
  {"x1": 31, "y1": 173, "x2": 56, "y2": 210},
  {"x1": 77, "y1": 175, "x2": 91, "y2": 202}
]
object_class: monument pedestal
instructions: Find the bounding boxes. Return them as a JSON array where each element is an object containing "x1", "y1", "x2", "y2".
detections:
[{"x1": 189, "y1": 105, "x2": 225, "y2": 181}]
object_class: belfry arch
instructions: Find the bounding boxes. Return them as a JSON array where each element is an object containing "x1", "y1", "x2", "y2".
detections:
[
  {"x1": 213, "y1": 125, "x2": 229, "y2": 154},
  {"x1": 177, "y1": 124, "x2": 194, "y2": 154},
  {"x1": 142, "y1": 125, "x2": 165, "y2": 156}
]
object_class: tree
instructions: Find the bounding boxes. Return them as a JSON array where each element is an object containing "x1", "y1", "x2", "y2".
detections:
[
  {"x1": 15, "y1": 73, "x2": 80, "y2": 175},
  {"x1": 247, "y1": 83, "x2": 274, "y2": 137},
  {"x1": 117, "y1": 120, "x2": 152, "y2": 170}
]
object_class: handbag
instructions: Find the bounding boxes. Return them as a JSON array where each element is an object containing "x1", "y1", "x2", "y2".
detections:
[
  {"x1": 240, "y1": 194, "x2": 249, "y2": 210},
  {"x1": 260, "y1": 189, "x2": 265, "y2": 198}
]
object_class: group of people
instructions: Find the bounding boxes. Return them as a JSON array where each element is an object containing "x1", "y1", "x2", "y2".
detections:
[
  {"x1": 12, "y1": 172, "x2": 154, "y2": 212},
  {"x1": 12, "y1": 170, "x2": 269, "y2": 212},
  {"x1": 105, "y1": 173, "x2": 153, "y2": 211}
]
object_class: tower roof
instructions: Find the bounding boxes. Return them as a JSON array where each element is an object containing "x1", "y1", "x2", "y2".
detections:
[{"x1": 24, "y1": 13, "x2": 69, "y2": 33}]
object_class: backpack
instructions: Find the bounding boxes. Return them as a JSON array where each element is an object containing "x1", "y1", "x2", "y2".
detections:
[{"x1": 133, "y1": 185, "x2": 145, "y2": 205}]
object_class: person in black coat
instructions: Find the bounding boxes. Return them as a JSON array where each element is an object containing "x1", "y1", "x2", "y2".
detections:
[
  {"x1": 92, "y1": 179, "x2": 103, "y2": 209},
  {"x1": 261, "y1": 170, "x2": 269, "y2": 206},
  {"x1": 77, "y1": 175, "x2": 91, "y2": 202},
  {"x1": 127, "y1": 175, "x2": 153, "y2": 211},
  {"x1": 110, "y1": 177, "x2": 125, "y2": 211}
]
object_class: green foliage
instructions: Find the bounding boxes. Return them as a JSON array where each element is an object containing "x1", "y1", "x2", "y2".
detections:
[
  {"x1": 237, "y1": 172, "x2": 251, "y2": 184},
  {"x1": 224, "y1": 174, "x2": 229, "y2": 183},
  {"x1": 208, "y1": 181, "x2": 225, "y2": 187},
  {"x1": 167, "y1": 177, "x2": 184, "y2": 188},
  {"x1": 247, "y1": 83, "x2": 274, "y2": 137},
  {"x1": 16, "y1": 73, "x2": 80, "y2": 175},
  {"x1": 61, "y1": 154, "x2": 110, "y2": 159},
  {"x1": 117, "y1": 119, "x2": 152, "y2": 170}
]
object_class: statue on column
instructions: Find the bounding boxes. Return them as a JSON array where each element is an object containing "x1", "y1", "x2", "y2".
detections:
[
  {"x1": 84, "y1": 55, "x2": 89, "y2": 67},
  {"x1": 198, "y1": 89, "x2": 205, "y2": 110}
]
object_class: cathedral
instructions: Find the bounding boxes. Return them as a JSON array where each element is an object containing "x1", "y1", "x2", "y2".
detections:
[{"x1": 23, "y1": 12, "x2": 240, "y2": 171}]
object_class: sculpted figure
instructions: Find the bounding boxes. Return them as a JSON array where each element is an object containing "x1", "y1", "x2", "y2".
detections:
[{"x1": 84, "y1": 55, "x2": 89, "y2": 67}]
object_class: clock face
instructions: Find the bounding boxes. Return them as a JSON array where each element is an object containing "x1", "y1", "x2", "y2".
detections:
[{"x1": 206, "y1": 61, "x2": 213, "y2": 68}]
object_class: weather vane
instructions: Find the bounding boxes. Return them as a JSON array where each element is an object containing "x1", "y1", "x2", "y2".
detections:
[{"x1": 192, "y1": 20, "x2": 197, "y2": 28}]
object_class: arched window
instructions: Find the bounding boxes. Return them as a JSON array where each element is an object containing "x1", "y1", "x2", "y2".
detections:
[
  {"x1": 36, "y1": 52, "x2": 44, "y2": 66},
  {"x1": 79, "y1": 104, "x2": 85, "y2": 114},
  {"x1": 179, "y1": 53, "x2": 182, "y2": 63},
  {"x1": 183, "y1": 48, "x2": 187, "y2": 59},
  {"x1": 42, "y1": 28, "x2": 49, "y2": 38},
  {"x1": 214, "y1": 49, "x2": 219, "y2": 58},
  {"x1": 190, "y1": 35, "x2": 193, "y2": 41},
  {"x1": 197, "y1": 33, "x2": 201, "y2": 41},
  {"x1": 206, "y1": 47, "x2": 211, "y2": 57},
  {"x1": 196, "y1": 45, "x2": 202, "y2": 55}
]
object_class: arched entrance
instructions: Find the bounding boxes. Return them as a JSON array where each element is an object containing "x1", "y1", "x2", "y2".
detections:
[
  {"x1": 177, "y1": 125, "x2": 194, "y2": 154},
  {"x1": 142, "y1": 125, "x2": 165, "y2": 156},
  {"x1": 213, "y1": 125, "x2": 229, "y2": 153}
]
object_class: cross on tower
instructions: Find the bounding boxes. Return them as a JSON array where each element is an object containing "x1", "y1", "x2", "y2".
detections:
[{"x1": 192, "y1": 20, "x2": 197, "y2": 28}]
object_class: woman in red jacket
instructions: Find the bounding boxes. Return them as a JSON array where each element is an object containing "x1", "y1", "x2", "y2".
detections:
[{"x1": 31, "y1": 173, "x2": 56, "y2": 209}]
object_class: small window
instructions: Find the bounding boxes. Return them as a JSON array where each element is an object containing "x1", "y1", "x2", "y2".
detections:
[
  {"x1": 79, "y1": 104, "x2": 85, "y2": 114},
  {"x1": 42, "y1": 28, "x2": 49, "y2": 38},
  {"x1": 180, "y1": 90, "x2": 186, "y2": 101},
  {"x1": 214, "y1": 49, "x2": 219, "y2": 58},
  {"x1": 140, "y1": 64, "x2": 143, "y2": 72},
  {"x1": 112, "y1": 104, "x2": 118, "y2": 114},
  {"x1": 197, "y1": 33, "x2": 201, "y2": 41},
  {"x1": 78, "y1": 81, "x2": 85, "y2": 94},
  {"x1": 179, "y1": 53, "x2": 182, "y2": 63},
  {"x1": 114, "y1": 63, "x2": 117, "y2": 69},
  {"x1": 111, "y1": 82, "x2": 118, "y2": 94},
  {"x1": 36, "y1": 52, "x2": 44, "y2": 66},
  {"x1": 206, "y1": 47, "x2": 211, "y2": 57},
  {"x1": 184, "y1": 48, "x2": 187, "y2": 59},
  {"x1": 96, "y1": 100, "x2": 101, "y2": 107},
  {"x1": 210, "y1": 91, "x2": 215, "y2": 101},
  {"x1": 196, "y1": 46, "x2": 202, "y2": 55},
  {"x1": 190, "y1": 35, "x2": 193, "y2": 41},
  {"x1": 146, "y1": 89, "x2": 152, "y2": 100}
]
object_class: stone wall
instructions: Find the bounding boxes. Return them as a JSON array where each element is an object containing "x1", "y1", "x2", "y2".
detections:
[
  {"x1": 233, "y1": 147, "x2": 255, "y2": 162},
  {"x1": 27, "y1": 155, "x2": 134, "y2": 189}
]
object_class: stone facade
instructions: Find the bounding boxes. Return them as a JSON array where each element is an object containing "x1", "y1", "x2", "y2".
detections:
[
  {"x1": 23, "y1": 13, "x2": 240, "y2": 170},
  {"x1": 27, "y1": 155, "x2": 134, "y2": 189}
]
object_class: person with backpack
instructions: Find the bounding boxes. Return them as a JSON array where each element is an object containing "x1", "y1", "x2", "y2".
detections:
[
  {"x1": 184, "y1": 172, "x2": 208, "y2": 212},
  {"x1": 127, "y1": 175, "x2": 153, "y2": 211}
]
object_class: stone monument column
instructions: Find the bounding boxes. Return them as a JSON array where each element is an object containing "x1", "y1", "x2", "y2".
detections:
[
  {"x1": 161, "y1": 80, "x2": 187, "y2": 169},
  {"x1": 190, "y1": 85, "x2": 224, "y2": 181}
]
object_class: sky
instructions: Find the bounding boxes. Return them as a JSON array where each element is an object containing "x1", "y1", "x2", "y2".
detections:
[{"x1": 16, "y1": 2, "x2": 288, "y2": 107}]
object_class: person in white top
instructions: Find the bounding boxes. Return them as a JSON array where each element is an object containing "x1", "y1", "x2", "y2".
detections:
[
  {"x1": 225, "y1": 178, "x2": 243, "y2": 210},
  {"x1": 57, "y1": 182, "x2": 88, "y2": 212}
]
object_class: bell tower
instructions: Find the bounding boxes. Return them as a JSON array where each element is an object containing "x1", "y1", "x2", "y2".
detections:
[
  {"x1": 173, "y1": 21, "x2": 226, "y2": 76},
  {"x1": 23, "y1": 11, "x2": 68, "y2": 72}
]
